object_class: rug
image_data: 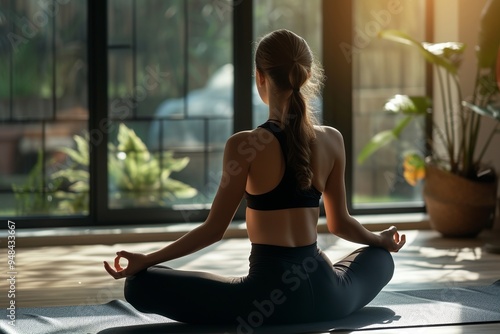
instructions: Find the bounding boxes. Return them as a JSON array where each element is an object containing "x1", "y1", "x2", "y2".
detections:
[{"x1": 2, "y1": 281, "x2": 499, "y2": 334}]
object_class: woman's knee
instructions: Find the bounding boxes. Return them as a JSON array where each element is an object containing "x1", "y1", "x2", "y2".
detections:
[
  {"x1": 370, "y1": 247, "x2": 395, "y2": 283},
  {"x1": 354, "y1": 246, "x2": 394, "y2": 282},
  {"x1": 124, "y1": 273, "x2": 151, "y2": 312}
]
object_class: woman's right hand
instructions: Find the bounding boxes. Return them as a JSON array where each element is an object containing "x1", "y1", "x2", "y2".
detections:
[
  {"x1": 378, "y1": 226, "x2": 406, "y2": 252},
  {"x1": 103, "y1": 250, "x2": 150, "y2": 279}
]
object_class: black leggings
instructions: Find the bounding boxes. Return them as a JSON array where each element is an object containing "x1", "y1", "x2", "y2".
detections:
[{"x1": 124, "y1": 243, "x2": 394, "y2": 326}]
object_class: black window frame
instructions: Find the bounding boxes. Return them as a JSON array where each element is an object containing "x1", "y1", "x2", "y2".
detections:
[{"x1": 4, "y1": 0, "x2": 433, "y2": 229}]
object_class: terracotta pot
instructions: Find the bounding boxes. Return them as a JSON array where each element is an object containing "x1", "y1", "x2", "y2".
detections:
[{"x1": 423, "y1": 164, "x2": 497, "y2": 237}]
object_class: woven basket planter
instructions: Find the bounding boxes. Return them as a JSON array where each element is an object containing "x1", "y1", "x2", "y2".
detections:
[{"x1": 423, "y1": 164, "x2": 498, "y2": 237}]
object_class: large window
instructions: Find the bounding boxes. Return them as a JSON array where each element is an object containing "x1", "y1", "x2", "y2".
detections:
[
  {"x1": 106, "y1": 0, "x2": 232, "y2": 211},
  {"x1": 322, "y1": 0, "x2": 429, "y2": 215},
  {"x1": 352, "y1": 0, "x2": 427, "y2": 210},
  {"x1": 253, "y1": 0, "x2": 322, "y2": 127},
  {"x1": 0, "y1": 0, "x2": 88, "y2": 218},
  {"x1": 1, "y1": 0, "x2": 430, "y2": 227}
]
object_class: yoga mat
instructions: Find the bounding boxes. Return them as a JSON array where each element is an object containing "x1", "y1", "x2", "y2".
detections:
[{"x1": 2, "y1": 281, "x2": 499, "y2": 334}]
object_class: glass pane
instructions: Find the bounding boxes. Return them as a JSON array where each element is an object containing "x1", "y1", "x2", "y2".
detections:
[
  {"x1": 352, "y1": 0, "x2": 427, "y2": 208},
  {"x1": 108, "y1": 49, "x2": 134, "y2": 118},
  {"x1": 2, "y1": 121, "x2": 88, "y2": 216},
  {"x1": 46, "y1": 121, "x2": 89, "y2": 215},
  {"x1": 108, "y1": 120, "x2": 199, "y2": 209},
  {"x1": 0, "y1": 0, "x2": 88, "y2": 218},
  {"x1": 10, "y1": 0, "x2": 54, "y2": 120},
  {"x1": 0, "y1": 123, "x2": 52, "y2": 217},
  {"x1": 56, "y1": 1, "x2": 88, "y2": 119},
  {"x1": 108, "y1": 0, "x2": 233, "y2": 210},
  {"x1": 253, "y1": 0, "x2": 323, "y2": 127},
  {"x1": 108, "y1": 0, "x2": 132, "y2": 46},
  {"x1": 0, "y1": 1, "x2": 10, "y2": 120},
  {"x1": 136, "y1": 0, "x2": 185, "y2": 118}
]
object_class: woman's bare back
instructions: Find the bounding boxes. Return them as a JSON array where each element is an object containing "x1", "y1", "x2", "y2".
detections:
[{"x1": 245, "y1": 125, "x2": 342, "y2": 247}]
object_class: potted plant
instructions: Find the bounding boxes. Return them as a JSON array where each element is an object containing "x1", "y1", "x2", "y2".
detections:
[
  {"x1": 49, "y1": 123, "x2": 198, "y2": 212},
  {"x1": 358, "y1": 0, "x2": 500, "y2": 237}
]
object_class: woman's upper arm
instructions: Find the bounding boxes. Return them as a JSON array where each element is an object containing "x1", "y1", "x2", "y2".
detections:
[
  {"x1": 202, "y1": 131, "x2": 251, "y2": 238},
  {"x1": 322, "y1": 128, "x2": 351, "y2": 234}
]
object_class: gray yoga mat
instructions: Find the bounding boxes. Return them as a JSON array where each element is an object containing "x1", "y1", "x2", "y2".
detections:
[{"x1": 2, "y1": 281, "x2": 499, "y2": 334}]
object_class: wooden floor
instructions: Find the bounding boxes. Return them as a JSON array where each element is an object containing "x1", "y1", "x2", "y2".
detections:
[{"x1": 1, "y1": 228, "x2": 500, "y2": 333}]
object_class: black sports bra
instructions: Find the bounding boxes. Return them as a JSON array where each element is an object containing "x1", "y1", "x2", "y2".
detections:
[{"x1": 244, "y1": 121, "x2": 322, "y2": 211}]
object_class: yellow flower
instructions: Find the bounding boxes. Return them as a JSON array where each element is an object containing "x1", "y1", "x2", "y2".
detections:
[{"x1": 402, "y1": 153, "x2": 425, "y2": 186}]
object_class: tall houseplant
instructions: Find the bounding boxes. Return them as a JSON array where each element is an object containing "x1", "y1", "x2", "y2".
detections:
[{"x1": 358, "y1": 0, "x2": 500, "y2": 237}]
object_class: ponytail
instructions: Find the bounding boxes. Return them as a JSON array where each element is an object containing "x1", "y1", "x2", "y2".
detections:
[
  {"x1": 281, "y1": 63, "x2": 315, "y2": 190},
  {"x1": 255, "y1": 29, "x2": 324, "y2": 190}
]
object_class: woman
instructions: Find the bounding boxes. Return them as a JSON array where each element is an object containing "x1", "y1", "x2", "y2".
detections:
[{"x1": 104, "y1": 29, "x2": 405, "y2": 327}]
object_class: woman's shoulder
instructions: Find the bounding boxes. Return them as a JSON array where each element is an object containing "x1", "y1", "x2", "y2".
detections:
[
  {"x1": 225, "y1": 128, "x2": 274, "y2": 150},
  {"x1": 314, "y1": 125, "x2": 344, "y2": 144},
  {"x1": 226, "y1": 127, "x2": 268, "y2": 142}
]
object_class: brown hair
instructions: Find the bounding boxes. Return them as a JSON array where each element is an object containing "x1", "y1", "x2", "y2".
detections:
[{"x1": 255, "y1": 29, "x2": 324, "y2": 189}]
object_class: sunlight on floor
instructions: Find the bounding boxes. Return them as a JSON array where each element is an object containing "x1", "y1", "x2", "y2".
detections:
[{"x1": 0, "y1": 229, "x2": 498, "y2": 308}]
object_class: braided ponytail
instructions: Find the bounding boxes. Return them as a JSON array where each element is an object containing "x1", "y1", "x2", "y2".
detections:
[
  {"x1": 282, "y1": 62, "x2": 315, "y2": 189},
  {"x1": 255, "y1": 29, "x2": 324, "y2": 190}
]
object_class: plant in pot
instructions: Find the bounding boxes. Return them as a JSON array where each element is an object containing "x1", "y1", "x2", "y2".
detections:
[
  {"x1": 358, "y1": 0, "x2": 500, "y2": 237},
  {"x1": 49, "y1": 123, "x2": 198, "y2": 212}
]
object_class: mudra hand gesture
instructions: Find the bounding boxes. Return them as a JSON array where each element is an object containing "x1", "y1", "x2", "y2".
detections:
[{"x1": 103, "y1": 251, "x2": 149, "y2": 279}]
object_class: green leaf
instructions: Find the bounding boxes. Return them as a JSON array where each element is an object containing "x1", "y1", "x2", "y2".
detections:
[
  {"x1": 357, "y1": 115, "x2": 414, "y2": 165},
  {"x1": 162, "y1": 178, "x2": 198, "y2": 199},
  {"x1": 384, "y1": 95, "x2": 431, "y2": 115},
  {"x1": 404, "y1": 152, "x2": 426, "y2": 167},
  {"x1": 357, "y1": 130, "x2": 397, "y2": 164},
  {"x1": 117, "y1": 123, "x2": 149, "y2": 154},
  {"x1": 68, "y1": 181, "x2": 89, "y2": 192},
  {"x1": 51, "y1": 169, "x2": 89, "y2": 184},
  {"x1": 463, "y1": 101, "x2": 500, "y2": 121},
  {"x1": 476, "y1": 0, "x2": 500, "y2": 68},
  {"x1": 59, "y1": 146, "x2": 87, "y2": 166},
  {"x1": 167, "y1": 156, "x2": 190, "y2": 172},
  {"x1": 378, "y1": 30, "x2": 462, "y2": 74},
  {"x1": 392, "y1": 115, "x2": 413, "y2": 137},
  {"x1": 73, "y1": 134, "x2": 89, "y2": 165},
  {"x1": 422, "y1": 42, "x2": 466, "y2": 68}
]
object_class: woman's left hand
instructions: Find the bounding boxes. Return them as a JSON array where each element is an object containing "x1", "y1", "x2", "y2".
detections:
[
  {"x1": 103, "y1": 251, "x2": 150, "y2": 279},
  {"x1": 378, "y1": 226, "x2": 406, "y2": 252}
]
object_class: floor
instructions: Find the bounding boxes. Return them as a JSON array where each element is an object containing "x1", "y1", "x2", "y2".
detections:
[{"x1": 2, "y1": 227, "x2": 500, "y2": 333}]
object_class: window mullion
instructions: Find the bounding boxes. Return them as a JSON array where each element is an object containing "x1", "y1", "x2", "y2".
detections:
[
  {"x1": 88, "y1": 0, "x2": 108, "y2": 224},
  {"x1": 233, "y1": 0, "x2": 253, "y2": 133},
  {"x1": 322, "y1": 0, "x2": 354, "y2": 211}
]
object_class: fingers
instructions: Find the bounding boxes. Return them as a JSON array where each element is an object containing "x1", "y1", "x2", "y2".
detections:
[
  {"x1": 114, "y1": 251, "x2": 131, "y2": 271},
  {"x1": 385, "y1": 226, "x2": 406, "y2": 252},
  {"x1": 103, "y1": 261, "x2": 125, "y2": 279},
  {"x1": 399, "y1": 233, "x2": 406, "y2": 247},
  {"x1": 393, "y1": 230, "x2": 400, "y2": 243},
  {"x1": 114, "y1": 256, "x2": 123, "y2": 271},
  {"x1": 116, "y1": 250, "x2": 132, "y2": 258},
  {"x1": 393, "y1": 233, "x2": 406, "y2": 252},
  {"x1": 104, "y1": 250, "x2": 135, "y2": 279}
]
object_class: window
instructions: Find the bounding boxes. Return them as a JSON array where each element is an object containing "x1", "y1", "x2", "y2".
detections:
[
  {"x1": 106, "y1": 0, "x2": 233, "y2": 212},
  {"x1": 0, "y1": 0, "x2": 88, "y2": 218},
  {"x1": 1, "y1": 0, "x2": 430, "y2": 227},
  {"x1": 323, "y1": 0, "x2": 429, "y2": 215},
  {"x1": 253, "y1": 0, "x2": 322, "y2": 127},
  {"x1": 352, "y1": 0, "x2": 428, "y2": 211}
]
